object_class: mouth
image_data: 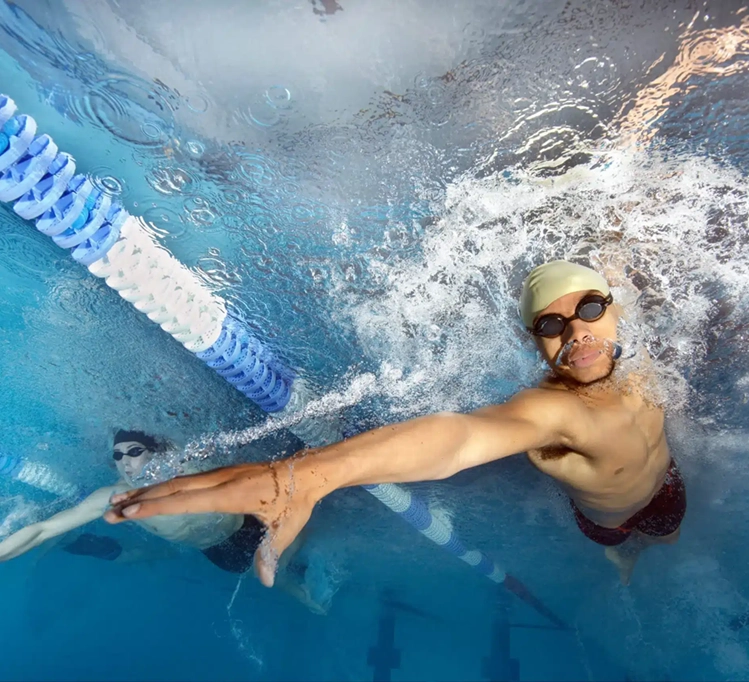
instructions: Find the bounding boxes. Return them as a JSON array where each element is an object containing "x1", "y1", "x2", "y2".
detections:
[{"x1": 568, "y1": 349, "x2": 603, "y2": 368}]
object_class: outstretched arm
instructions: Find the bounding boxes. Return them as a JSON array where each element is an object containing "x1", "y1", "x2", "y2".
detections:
[
  {"x1": 0, "y1": 484, "x2": 128, "y2": 562},
  {"x1": 328, "y1": 389, "x2": 586, "y2": 485},
  {"x1": 106, "y1": 388, "x2": 587, "y2": 586}
]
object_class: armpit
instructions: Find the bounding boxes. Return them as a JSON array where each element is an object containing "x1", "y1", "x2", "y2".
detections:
[{"x1": 535, "y1": 444, "x2": 572, "y2": 461}]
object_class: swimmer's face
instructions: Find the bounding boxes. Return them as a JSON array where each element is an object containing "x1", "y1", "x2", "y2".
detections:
[
  {"x1": 532, "y1": 290, "x2": 619, "y2": 385},
  {"x1": 113, "y1": 441, "x2": 154, "y2": 480}
]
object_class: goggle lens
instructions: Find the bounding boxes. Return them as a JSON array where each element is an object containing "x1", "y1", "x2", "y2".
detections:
[
  {"x1": 531, "y1": 294, "x2": 612, "y2": 338},
  {"x1": 113, "y1": 446, "x2": 146, "y2": 462}
]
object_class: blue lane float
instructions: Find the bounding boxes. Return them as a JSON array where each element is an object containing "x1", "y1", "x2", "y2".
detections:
[
  {"x1": 0, "y1": 451, "x2": 81, "y2": 499},
  {"x1": 0, "y1": 452, "x2": 22, "y2": 479},
  {"x1": 364, "y1": 482, "x2": 566, "y2": 629},
  {"x1": 0, "y1": 92, "x2": 564, "y2": 628},
  {"x1": 0, "y1": 93, "x2": 292, "y2": 412}
]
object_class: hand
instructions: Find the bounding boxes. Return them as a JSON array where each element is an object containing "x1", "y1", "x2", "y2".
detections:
[
  {"x1": 104, "y1": 459, "x2": 317, "y2": 587},
  {"x1": 0, "y1": 525, "x2": 46, "y2": 562}
]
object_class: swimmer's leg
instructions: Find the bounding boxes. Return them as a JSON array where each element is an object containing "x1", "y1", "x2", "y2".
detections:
[
  {"x1": 63, "y1": 533, "x2": 123, "y2": 561},
  {"x1": 62, "y1": 533, "x2": 180, "y2": 564},
  {"x1": 604, "y1": 528, "x2": 681, "y2": 586},
  {"x1": 653, "y1": 528, "x2": 680, "y2": 545},
  {"x1": 604, "y1": 538, "x2": 641, "y2": 587}
]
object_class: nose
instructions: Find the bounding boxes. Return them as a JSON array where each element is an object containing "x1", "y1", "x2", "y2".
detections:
[{"x1": 561, "y1": 318, "x2": 594, "y2": 345}]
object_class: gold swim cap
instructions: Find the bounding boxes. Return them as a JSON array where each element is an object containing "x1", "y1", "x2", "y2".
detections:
[{"x1": 519, "y1": 260, "x2": 610, "y2": 328}]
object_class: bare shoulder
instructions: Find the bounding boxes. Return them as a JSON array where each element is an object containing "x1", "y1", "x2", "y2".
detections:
[
  {"x1": 470, "y1": 385, "x2": 593, "y2": 454},
  {"x1": 477, "y1": 385, "x2": 587, "y2": 423}
]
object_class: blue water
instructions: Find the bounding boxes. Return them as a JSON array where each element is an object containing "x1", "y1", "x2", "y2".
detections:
[{"x1": 2, "y1": 1, "x2": 749, "y2": 680}]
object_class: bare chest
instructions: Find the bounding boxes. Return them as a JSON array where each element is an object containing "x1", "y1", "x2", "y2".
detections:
[{"x1": 527, "y1": 391, "x2": 667, "y2": 497}]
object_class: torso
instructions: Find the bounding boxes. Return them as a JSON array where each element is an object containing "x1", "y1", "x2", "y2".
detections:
[
  {"x1": 526, "y1": 373, "x2": 670, "y2": 528},
  {"x1": 134, "y1": 513, "x2": 243, "y2": 550}
]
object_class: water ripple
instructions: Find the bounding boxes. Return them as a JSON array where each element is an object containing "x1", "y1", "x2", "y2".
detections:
[
  {"x1": 0, "y1": 230, "x2": 58, "y2": 281},
  {"x1": 183, "y1": 196, "x2": 218, "y2": 229},
  {"x1": 265, "y1": 85, "x2": 293, "y2": 110},
  {"x1": 80, "y1": 74, "x2": 175, "y2": 147},
  {"x1": 88, "y1": 165, "x2": 127, "y2": 199},
  {"x1": 237, "y1": 154, "x2": 278, "y2": 187},
  {"x1": 142, "y1": 205, "x2": 187, "y2": 239},
  {"x1": 146, "y1": 166, "x2": 196, "y2": 195},
  {"x1": 234, "y1": 97, "x2": 282, "y2": 129}
]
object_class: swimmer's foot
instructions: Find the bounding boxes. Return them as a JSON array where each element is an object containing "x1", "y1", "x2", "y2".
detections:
[{"x1": 604, "y1": 545, "x2": 639, "y2": 586}]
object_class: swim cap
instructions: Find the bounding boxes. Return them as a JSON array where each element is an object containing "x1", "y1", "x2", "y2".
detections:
[
  {"x1": 519, "y1": 260, "x2": 610, "y2": 328},
  {"x1": 113, "y1": 429, "x2": 162, "y2": 452}
]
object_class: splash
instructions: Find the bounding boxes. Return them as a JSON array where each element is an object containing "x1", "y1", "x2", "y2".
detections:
[
  {"x1": 177, "y1": 362, "x2": 429, "y2": 461},
  {"x1": 225, "y1": 576, "x2": 265, "y2": 672},
  {"x1": 0, "y1": 495, "x2": 44, "y2": 540},
  {"x1": 338, "y1": 148, "x2": 749, "y2": 423}
]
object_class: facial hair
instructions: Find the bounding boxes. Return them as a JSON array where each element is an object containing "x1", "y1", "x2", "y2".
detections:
[{"x1": 551, "y1": 337, "x2": 618, "y2": 388}]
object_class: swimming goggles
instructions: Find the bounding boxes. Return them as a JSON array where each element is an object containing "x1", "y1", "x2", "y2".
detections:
[
  {"x1": 529, "y1": 293, "x2": 613, "y2": 338},
  {"x1": 112, "y1": 446, "x2": 148, "y2": 461}
]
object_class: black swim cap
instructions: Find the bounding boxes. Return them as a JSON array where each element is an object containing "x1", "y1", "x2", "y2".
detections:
[{"x1": 113, "y1": 429, "x2": 162, "y2": 452}]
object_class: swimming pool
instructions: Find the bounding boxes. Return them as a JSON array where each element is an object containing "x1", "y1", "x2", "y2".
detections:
[{"x1": 1, "y1": 1, "x2": 749, "y2": 680}]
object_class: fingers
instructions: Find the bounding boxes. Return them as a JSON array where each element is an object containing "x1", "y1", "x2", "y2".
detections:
[
  {"x1": 105, "y1": 484, "x2": 239, "y2": 524},
  {"x1": 253, "y1": 509, "x2": 313, "y2": 588},
  {"x1": 254, "y1": 544, "x2": 278, "y2": 588},
  {"x1": 109, "y1": 467, "x2": 242, "y2": 506},
  {"x1": 102, "y1": 458, "x2": 318, "y2": 593}
]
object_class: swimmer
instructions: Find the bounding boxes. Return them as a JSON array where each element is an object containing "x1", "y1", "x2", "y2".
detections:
[
  {"x1": 0, "y1": 430, "x2": 334, "y2": 613},
  {"x1": 106, "y1": 261, "x2": 686, "y2": 587}
]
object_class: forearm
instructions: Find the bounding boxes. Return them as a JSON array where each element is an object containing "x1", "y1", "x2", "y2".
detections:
[
  {"x1": 0, "y1": 486, "x2": 121, "y2": 562},
  {"x1": 295, "y1": 412, "x2": 473, "y2": 500}
]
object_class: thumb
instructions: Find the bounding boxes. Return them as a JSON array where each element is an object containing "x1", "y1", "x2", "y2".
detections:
[
  {"x1": 254, "y1": 540, "x2": 279, "y2": 588},
  {"x1": 253, "y1": 511, "x2": 312, "y2": 588}
]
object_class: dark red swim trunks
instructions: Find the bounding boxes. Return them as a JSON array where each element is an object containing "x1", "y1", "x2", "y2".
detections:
[{"x1": 571, "y1": 460, "x2": 686, "y2": 546}]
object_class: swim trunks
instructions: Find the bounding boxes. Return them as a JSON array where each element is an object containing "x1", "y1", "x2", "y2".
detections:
[
  {"x1": 570, "y1": 460, "x2": 686, "y2": 546},
  {"x1": 201, "y1": 515, "x2": 266, "y2": 573}
]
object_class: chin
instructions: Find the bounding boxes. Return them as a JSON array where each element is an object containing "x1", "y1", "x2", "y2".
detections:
[{"x1": 556, "y1": 357, "x2": 615, "y2": 385}]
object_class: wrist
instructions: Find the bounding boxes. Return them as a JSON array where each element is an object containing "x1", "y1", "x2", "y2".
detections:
[{"x1": 290, "y1": 445, "x2": 346, "y2": 506}]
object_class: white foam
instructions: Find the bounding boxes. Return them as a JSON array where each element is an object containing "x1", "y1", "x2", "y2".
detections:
[
  {"x1": 0, "y1": 495, "x2": 44, "y2": 540},
  {"x1": 335, "y1": 149, "x2": 749, "y2": 420}
]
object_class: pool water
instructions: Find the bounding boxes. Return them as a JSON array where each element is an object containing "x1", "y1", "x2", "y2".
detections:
[{"x1": 1, "y1": 1, "x2": 749, "y2": 680}]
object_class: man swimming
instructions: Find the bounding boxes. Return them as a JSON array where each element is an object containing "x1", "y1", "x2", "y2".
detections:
[
  {"x1": 106, "y1": 261, "x2": 686, "y2": 586},
  {"x1": 0, "y1": 430, "x2": 334, "y2": 612}
]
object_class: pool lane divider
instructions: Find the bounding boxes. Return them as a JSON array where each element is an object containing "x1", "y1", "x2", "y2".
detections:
[
  {"x1": 0, "y1": 93, "x2": 565, "y2": 629},
  {"x1": 0, "y1": 450, "x2": 82, "y2": 499}
]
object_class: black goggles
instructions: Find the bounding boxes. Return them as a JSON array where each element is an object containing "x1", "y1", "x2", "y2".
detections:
[
  {"x1": 112, "y1": 446, "x2": 148, "y2": 462},
  {"x1": 529, "y1": 293, "x2": 613, "y2": 338}
]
